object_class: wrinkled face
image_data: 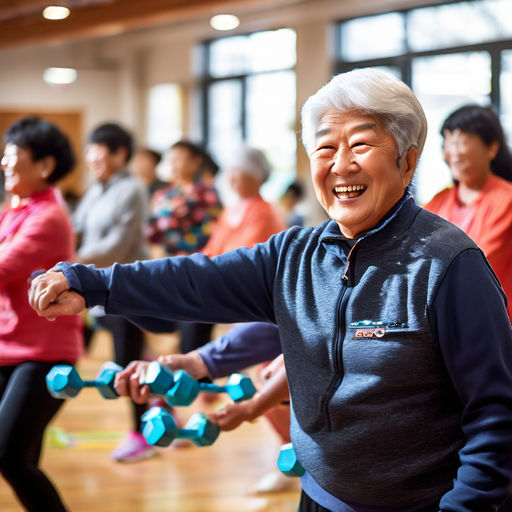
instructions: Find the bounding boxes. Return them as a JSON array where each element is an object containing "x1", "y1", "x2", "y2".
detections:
[
  {"x1": 443, "y1": 129, "x2": 498, "y2": 188},
  {"x1": 309, "y1": 110, "x2": 416, "y2": 238},
  {"x1": 1, "y1": 143, "x2": 50, "y2": 198},
  {"x1": 85, "y1": 143, "x2": 125, "y2": 184}
]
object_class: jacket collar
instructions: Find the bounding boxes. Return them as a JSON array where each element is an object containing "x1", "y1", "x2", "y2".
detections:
[{"x1": 319, "y1": 193, "x2": 417, "y2": 244}]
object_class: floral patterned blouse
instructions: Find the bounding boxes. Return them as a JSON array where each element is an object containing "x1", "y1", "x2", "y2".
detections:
[{"x1": 145, "y1": 182, "x2": 222, "y2": 256}]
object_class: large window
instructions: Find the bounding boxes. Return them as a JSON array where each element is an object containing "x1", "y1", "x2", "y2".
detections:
[
  {"x1": 335, "y1": 0, "x2": 512, "y2": 205},
  {"x1": 201, "y1": 28, "x2": 296, "y2": 202}
]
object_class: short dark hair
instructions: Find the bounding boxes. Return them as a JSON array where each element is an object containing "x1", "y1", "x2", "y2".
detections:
[
  {"x1": 88, "y1": 123, "x2": 134, "y2": 162},
  {"x1": 137, "y1": 148, "x2": 161, "y2": 166},
  {"x1": 3, "y1": 115, "x2": 75, "y2": 184},
  {"x1": 441, "y1": 105, "x2": 512, "y2": 182},
  {"x1": 171, "y1": 140, "x2": 219, "y2": 177},
  {"x1": 285, "y1": 180, "x2": 304, "y2": 200}
]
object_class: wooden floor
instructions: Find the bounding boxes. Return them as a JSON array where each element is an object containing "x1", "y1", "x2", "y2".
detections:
[{"x1": 0, "y1": 330, "x2": 301, "y2": 511}]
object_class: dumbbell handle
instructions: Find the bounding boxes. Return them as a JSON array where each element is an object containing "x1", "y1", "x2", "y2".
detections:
[
  {"x1": 82, "y1": 379, "x2": 110, "y2": 388},
  {"x1": 198, "y1": 382, "x2": 229, "y2": 394},
  {"x1": 176, "y1": 427, "x2": 202, "y2": 440}
]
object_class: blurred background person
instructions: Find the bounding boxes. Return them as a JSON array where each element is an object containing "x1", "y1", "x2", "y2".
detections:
[
  {"x1": 145, "y1": 140, "x2": 222, "y2": 258},
  {"x1": 182, "y1": 146, "x2": 287, "y2": 356},
  {"x1": 279, "y1": 179, "x2": 306, "y2": 228},
  {"x1": 423, "y1": 105, "x2": 512, "y2": 320},
  {"x1": 0, "y1": 116, "x2": 83, "y2": 511},
  {"x1": 130, "y1": 147, "x2": 167, "y2": 198},
  {"x1": 72, "y1": 122, "x2": 154, "y2": 463}
]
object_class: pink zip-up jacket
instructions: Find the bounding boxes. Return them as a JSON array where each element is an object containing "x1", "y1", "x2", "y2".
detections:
[{"x1": 0, "y1": 187, "x2": 83, "y2": 365}]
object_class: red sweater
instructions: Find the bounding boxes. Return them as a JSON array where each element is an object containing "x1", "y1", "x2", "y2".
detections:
[
  {"x1": 424, "y1": 174, "x2": 512, "y2": 320},
  {"x1": 0, "y1": 188, "x2": 83, "y2": 365}
]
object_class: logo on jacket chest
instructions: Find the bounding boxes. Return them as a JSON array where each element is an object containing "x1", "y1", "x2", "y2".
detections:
[{"x1": 350, "y1": 320, "x2": 407, "y2": 340}]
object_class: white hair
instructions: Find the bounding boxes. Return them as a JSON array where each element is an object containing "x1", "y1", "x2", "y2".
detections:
[
  {"x1": 301, "y1": 68, "x2": 428, "y2": 163},
  {"x1": 227, "y1": 145, "x2": 271, "y2": 183}
]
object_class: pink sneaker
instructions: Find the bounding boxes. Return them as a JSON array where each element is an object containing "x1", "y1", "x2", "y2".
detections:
[{"x1": 111, "y1": 431, "x2": 158, "y2": 463}]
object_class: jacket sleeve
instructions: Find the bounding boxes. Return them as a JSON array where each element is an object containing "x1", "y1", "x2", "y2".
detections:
[
  {"x1": 59, "y1": 231, "x2": 287, "y2": 328},
  {"x1": 431, "y1": 248, "x2": 512, "y2": 511},
  {"x1": 198, "y1": 322, "x2": 282, "y2": 378}
]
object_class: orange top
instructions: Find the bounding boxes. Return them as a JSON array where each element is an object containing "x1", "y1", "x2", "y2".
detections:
[
  {"x1": 202, "y1": 196, "x2": 286, "y2": 257},
  {"x1": 424, "y1": 174, "x2": 512, "y2": 320}
]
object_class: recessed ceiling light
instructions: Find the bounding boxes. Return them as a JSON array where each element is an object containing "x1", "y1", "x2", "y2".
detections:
[
  {"x1": 42, "y1": 6, "x2": 70, "y2": 20},
  {"x1": 209, "y1": 14, "x2": 240, "y2": 31},
  {"x1": 43, "y1": 67, "x2": 77, "y2": 86}
]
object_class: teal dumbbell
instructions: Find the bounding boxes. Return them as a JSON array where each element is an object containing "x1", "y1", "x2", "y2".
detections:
[
  {"x1": 46, "y1": 362, "x2": 122, "y2": 399},
  {"x1": 165, "y1": 369, "x2": 256, "y2": 406},
  {"x1": 139, "y1": 361, "x2": 175, "y2": 395},
  {"x1": 277, "y1": 443, "x2": 305, "y2": 477},
  {"x1": 141, "y1": 406, "x2": 220, "y2": 447}
]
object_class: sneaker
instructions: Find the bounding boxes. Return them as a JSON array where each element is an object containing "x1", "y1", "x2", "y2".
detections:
[
  {"x1": 249, "y1": 470, "x2": 300, "y2": 494},
  {"x1": 111, "y1": 431, "x2": 158, "y2": 463}
]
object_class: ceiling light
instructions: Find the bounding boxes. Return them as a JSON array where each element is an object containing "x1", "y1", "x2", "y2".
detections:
[
  {"x1": 42, "y1": 6, "x2": 70, "y2": 20},
  {"x1": 43, "y1": 67, "x2": 77, "y2": 86},
  {"x1": 209, "y1": 14, "x2": 240, "y2": 31}
]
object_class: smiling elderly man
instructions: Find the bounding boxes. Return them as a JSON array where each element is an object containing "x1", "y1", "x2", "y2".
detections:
[{"x1": 29, "y1": 69, "x2": 512, "y2": 512}]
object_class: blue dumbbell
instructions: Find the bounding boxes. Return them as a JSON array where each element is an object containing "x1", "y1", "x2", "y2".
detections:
[
  {"x1": 139, "y1": 361, "x2": 175, "y2": 395},
  {"x1": 141, "y1": 406, "x2": 220, "y2": 447},
  {"x1": 165, "y1": 369, "x2": 256, "y2": 406},
  {"x1": 139, "y1": 362, "x2": 256, "y2": 407},
  {"x1": 277, "y1": 443, "x2": 305, "y2": 477},
  {"x1": 46, "y1": 362, "x2": 123, "y2": 399}
]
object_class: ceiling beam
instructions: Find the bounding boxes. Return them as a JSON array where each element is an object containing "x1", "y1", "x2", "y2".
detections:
[{"x1": 0, "y1": 0, "x2": 300, "y2": 50}]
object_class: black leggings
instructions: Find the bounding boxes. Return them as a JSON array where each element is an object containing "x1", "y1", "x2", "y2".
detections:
[
  {"x1": 96, "y1": 315, "x2": 147, "y2": 430},
  {"x1": 0, "y1": 361, "x2": 69, "y2": 512}
]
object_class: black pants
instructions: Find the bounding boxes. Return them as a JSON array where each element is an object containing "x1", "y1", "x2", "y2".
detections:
[
  {"x1": 0, "y1": 361, "x2": 69, "y2": 512},
  {"x1": 96, "y1": 315, "x2": 147, "y2": 430},
  {"x1": 299, "y1": 491, "x2": 333, "y2": 512},
  {"x1": 179, "y1": 321, "x2": 214, "y2": 354}
]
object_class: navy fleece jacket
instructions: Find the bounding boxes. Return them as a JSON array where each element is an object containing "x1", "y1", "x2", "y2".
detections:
[{"x1": 59, "y1": 195, "x2": 512, "y2": 511}]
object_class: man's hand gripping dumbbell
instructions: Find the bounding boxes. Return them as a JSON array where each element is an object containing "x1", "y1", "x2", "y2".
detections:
[{"x1": 116, "y1": 360, "x2": 256, "y2": 407}]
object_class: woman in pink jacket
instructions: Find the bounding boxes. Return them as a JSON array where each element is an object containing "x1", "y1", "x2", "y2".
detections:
[{"x1": 0, "y1": 116, "x2": 83, "y2": 511}]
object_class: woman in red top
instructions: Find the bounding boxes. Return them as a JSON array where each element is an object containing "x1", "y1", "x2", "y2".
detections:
[
  {"x1": 0, "y1": 116, "x2": 83, "y2": 511},
  {"x1": 424, "y1": 105, "x2": 512, "y2": 320}
]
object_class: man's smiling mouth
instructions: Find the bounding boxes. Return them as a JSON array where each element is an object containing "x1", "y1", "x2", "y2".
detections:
[{"x1": 334, "y1": 184, "x2": 367, "y2": 199}]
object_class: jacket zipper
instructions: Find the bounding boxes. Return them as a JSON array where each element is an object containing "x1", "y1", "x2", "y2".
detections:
[{"x1": 323, "y1": 241, "x2": 358, "y2": 431}]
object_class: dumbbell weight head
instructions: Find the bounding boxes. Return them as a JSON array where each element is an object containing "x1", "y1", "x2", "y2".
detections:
[
  {"x1": 165, "y1": 370, "x2": 200, "y2": 406},
  {"x1": 277, "y1": 443, "x2": 305, "y2": 477},
  {"x1": 184, "y1": 413, "x2": 220, "y2": 447},
  {"x1": 94, "y1": 364, "x2": 121, "y2": 399},
  {"x1": 139, "y1": 361, "x2": 175, "y2": 395},
  {"x1": 46, "y1": 365, "x2": 83, "y2": 399},
  {"x1": 225, "y1": 373, "x2": 257, "y2": 402},
  {"x1": 141, "y1": 407, "x2": 179, "y2": 447}
]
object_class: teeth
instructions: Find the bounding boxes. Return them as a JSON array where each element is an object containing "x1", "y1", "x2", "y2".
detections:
[{"x1": 334, "y1": 185, "x2": 366, "y2": 193}]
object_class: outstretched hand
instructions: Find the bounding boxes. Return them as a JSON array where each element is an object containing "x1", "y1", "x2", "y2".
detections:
[{"x1": 28, "y1": 271, "x2": 86, "y2": 320}]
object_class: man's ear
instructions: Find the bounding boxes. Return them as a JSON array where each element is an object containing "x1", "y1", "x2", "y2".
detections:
[{"x1": 401, "y1": 146, "x2": 418, "y2": 188}]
